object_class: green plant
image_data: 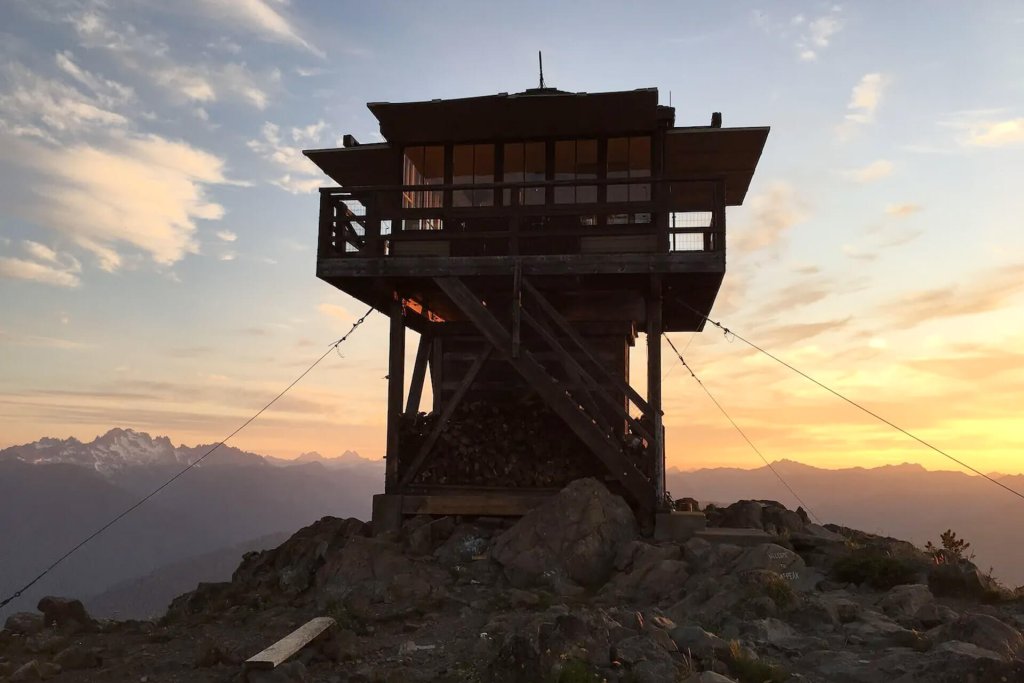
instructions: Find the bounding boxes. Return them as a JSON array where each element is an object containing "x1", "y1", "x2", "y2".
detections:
[
  {"x1": 925, "y1": 529, "x2": 975, "y2": 564},
  {"x1": 550, "y1": 659, "x2": 598, "y2": 683},
  {"x1": 832, "y1": 550, "x2": 921, "y2": 590},
  {"x1": 727, "y1": 640, "x2": 789, "y2": 683}
]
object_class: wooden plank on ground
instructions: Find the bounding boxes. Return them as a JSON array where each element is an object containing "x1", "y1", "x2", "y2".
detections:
[
  {"x1": 244, "y1": 616, "x2": 336, "y2": 670},
  {"x1": 401, "y1": 493, "x2": 551, "y2": 516}
]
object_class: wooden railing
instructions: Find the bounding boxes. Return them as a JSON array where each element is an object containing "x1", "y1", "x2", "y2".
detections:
[{"x1": 317, "y1": 176, "x2": 726, "y2": 260}]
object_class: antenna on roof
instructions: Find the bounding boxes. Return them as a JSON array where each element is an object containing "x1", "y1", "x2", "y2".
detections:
[{"x1": 538, "y1": 51, "x2": 545, "y2": 89}]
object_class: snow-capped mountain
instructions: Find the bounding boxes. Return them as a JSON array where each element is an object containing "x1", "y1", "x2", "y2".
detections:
[{"x1": 0, "y1": 428, "x2": 372, "y2": 476}]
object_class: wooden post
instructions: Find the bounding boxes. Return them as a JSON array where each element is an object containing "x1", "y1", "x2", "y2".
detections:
[
  {"x1": 430, "y1": 336, "x2": 443, "y2": 412},
  {"x1": 385, "y1": 296, "x2": 405, "y2": 493},
  {"x1": 511, "y1": 261, "x2": 522, "y2": 358},
  {"x1": 405, "y1": 332, "x2": 430, "y2": 415},
  {"x1": 646, "y1": 276, "x2": 665, "y2": 511}
]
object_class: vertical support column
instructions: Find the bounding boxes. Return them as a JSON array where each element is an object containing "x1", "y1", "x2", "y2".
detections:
[
  {"x1": 646, "y1": 275, "x2": 665, "y2": 511},
  {"x1": 511, "y1": 261, "x2": 522, "y2": 358},
  {"x1": 430, "y1": 335, "x2": 444, "y2": 412},
  {"x1": 405, "y1": 332, "x2": 431, "y2": 416},
  {"x1": 385, "y1": 296, "x2": 405, "y2": 493}
]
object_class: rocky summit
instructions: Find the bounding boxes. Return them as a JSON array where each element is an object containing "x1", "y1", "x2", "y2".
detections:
[{"x1": 2, "y1": 479, "x2": 1023, "y2": 682}]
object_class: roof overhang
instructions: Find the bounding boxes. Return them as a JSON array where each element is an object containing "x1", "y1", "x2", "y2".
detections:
[{"x1": 664, "y1": 126, "x2": 770, "y2": 205}]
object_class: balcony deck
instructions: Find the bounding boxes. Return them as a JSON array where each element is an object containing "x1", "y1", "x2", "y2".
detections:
[{"x1": 315, "y1": 176, "x2": 727, "y2": 332}]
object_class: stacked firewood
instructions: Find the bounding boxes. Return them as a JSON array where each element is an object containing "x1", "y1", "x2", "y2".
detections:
[{"x1": 399, "y1": 397, "x2": 651, "y2": 488}]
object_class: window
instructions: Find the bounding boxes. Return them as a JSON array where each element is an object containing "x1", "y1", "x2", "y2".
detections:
[
  {"x1": 607, "y1": 136, "x2": 651, "y2": 203},
  {"x1": 502, "y1": 142, "x2": 545, "y2": 206},
  {"x1": 453, "y1": 144, "x2": 494, "y2": 207},
  {"x1": 402, "y1": 146, "x2": 443, "y2": 230},
  {"x1": 554, "y1": 139, "x2": 597, "y2": 204}
]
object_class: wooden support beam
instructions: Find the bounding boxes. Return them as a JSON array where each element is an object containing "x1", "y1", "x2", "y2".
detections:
[
  {"x1": 647, "y1": 277, "x2": 665, "y2": 510},
  {"x1": 405, "y1": 333, "x2": 431, "y2": 416},
  {"x1": 511, "y1": 260, "x2": 522, "y2": 358},
  {"x1": 385, "y1": 297, "x2": 405, "y2": 493},
  {"x1": 522, "y1": 278, "x2": 652, "y2": 415},
  {"x1": 398, "y1": 345, "x2": 492, "y2": 489},
  {"x1": 430, "y1": 336, "x2": 443, "y2": 412},
  {"x1": 520, "y1": 309, "x2": 648, "y2": 442},
  {"x1": 244, "y1": 617, "x2": 336, "y2": 671},
  {"x1": 434, "y1": 276, "x2": 654, "y2": 510},
  {"x1": 401, "y1": 492, "x2": 550, "y2": 517}
]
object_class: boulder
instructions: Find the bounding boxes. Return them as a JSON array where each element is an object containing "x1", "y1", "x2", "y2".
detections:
[
  {"x1": 36, "y1": 597, "x2": 93, "y2": 631},
  {"x1": 4, "y1": 612, "x2": 44, "y2": 636},
  {"x1": 491, "y1": 478, "x2": 637, "y2": 589},
  {"x1": 405, "y1": 516, "x2": 456, "y2": 556},
  {"x1": 718, "y1": 500, "x2": 763, "y2": 530},
  {"x1": 669, "y1": 624, "x2": 730, "y2": 659},
  {"x1": 538, "y1": 612, "x2": 613, "y2": 669},
  {"x1": 602, "y1": 541, "x2": 688, "y2": 603},
  {"x1": 732, "y1": 543, "x2": 805, "y2": 577},
  {"x1": 877, "y1": 583, "x2": 934, "y2": 623},
  {"x1": 54, "y1": 644, "x2": 102, "y2": 670},
  {"x1": 941, "y1": 613, "x2": 1024, "y2": 659},
  {"x1": 928, "y1": 560, "x2": 1001, "y2": 600},
  {"x1": 10, "y1": 659, "x2": 60, "y2": 681}
]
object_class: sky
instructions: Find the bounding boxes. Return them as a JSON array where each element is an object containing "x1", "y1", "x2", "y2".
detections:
[{"x1": 1, "y1": 1, "x2": 1023, "y2": 476}]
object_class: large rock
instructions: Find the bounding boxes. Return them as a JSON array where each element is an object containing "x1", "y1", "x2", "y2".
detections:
[
  {"x1": 315, "y1": 535, "x2": 450, "y2": 620},
  {"x1": 4, "y1": 612, "x2": 44, "y2": 636},
  {"x1": 940, "y1": 613, "x2": 1024, "y2": 659},
  {"x1": 928, "y1": 560, "x2": 1001, "y2": 600},
  {"x1": 491, "y1": 478, "x2": 638, "y2": 589},
  {"x1": 877, "y1": 583, "x2": 934, "y2": 624},
  {"x1": 602, "y1": 541, "x2": 688, "y2": 603},
  {"x1": 732, "y1": 543, "x2": 805, "y2": 577},
  {"x1": 36, "y1": 597, "x2": 93, "y2": 631}
]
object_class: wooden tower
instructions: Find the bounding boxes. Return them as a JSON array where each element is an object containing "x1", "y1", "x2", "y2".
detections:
[{"x1": 304, "y1": 87, "x2": 768, "y2": 529}]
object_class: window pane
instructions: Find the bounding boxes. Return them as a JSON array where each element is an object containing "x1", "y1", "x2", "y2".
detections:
[
  {"x1": 554, "y1": 141, "x2": 575, "y2": 180},
  {"x1": 576, "y1": 185, "x2": 597, "y2": 203},
  {"x1": 629, "y1": 137, "x2": 651, "y2": 177},
  {"x1": 423, "y1": 146, "x2": 444, "y2": 184},
  {"x1": 404, "y1": 146, "x2": 443, "y2": 209},
  {"x1": 473, "y1": 144, "x2": 494, "y2": 206},
  {"x1": 524, "y1": 142, "x2": 545, "y2": 181},
  {"x1": 452, "y1": 144, "x2": 473, "y2": 207},
  {"x1": 607, "y1": 138, "x2": 629, "y2": 179},
  {"x1": 503, "y1": 143, "x2": 524, "y2": 182},
  {"x1": 576, "y1": 139, "x2": 598, "y2": 179}
]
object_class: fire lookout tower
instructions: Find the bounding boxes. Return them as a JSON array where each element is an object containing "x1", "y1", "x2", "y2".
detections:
[{"x1": 305, "y1": 86, "x2": 768, "y2": 530}]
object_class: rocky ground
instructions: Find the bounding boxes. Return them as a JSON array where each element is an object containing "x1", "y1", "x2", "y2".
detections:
[{"x1": 2, "y1": 478, "x2": 1023, "y2": 682}]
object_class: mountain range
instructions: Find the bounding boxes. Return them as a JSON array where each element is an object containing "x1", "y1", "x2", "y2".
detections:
[{"x1": 1, "y1": 429, "x2": 1021, "y2": 623}]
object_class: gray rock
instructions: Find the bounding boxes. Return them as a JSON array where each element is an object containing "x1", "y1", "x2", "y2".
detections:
[
  {"x1": 53, "y1": 644, "x2": 102, "y2": 670},
  {"x1": 491, "y1": 478, "x2": 637, "y2": 589},
  {"x1": 4, "y1": 612, "x2": 44, "y2": 636},
  {"x1": 669, "y1": 624, "x2": 730, "y2": 659},
  {"x1": 928, "y1": 560, "x2": 1000, "y2": 599},
  {"x1": 685, "y1": 673, "x2": 738, "y2": 683},
  {"x1": 913, "y1": 601, "x2": 958, "y2": 628},
  {"x1": 719, "y1": 500, "x2": 764, "y2": 530},
  {"x1": 36, "y1": 596, "x2": 93, "y2": 631},
  {"x1": 10, "y1": 659, "x2": 60, "y2": 681},
  {"x1": 246, "y1": 661, "x2": 309, "y2": 683},
  {"x1": 613, "y1": 634, "x2": 676, "y2": 667},
  {"x1": 940, "y1": 612, "x2": 1024, "y2": 659},
  {"x1": 732, "y1": 543, "x2": 805, "y2": 577},
  {"x1": 878, "y1": 583, "x2": 934, "y2": 623}
]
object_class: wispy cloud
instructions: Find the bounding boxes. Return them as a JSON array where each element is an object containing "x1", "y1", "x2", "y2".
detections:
[
  {"x1": 885, "y1": 203, "x2": 922, "y2": 217},
  {"x1": 882, "y1": 263, "x2": 1024, "y2": 328},
  {"x1": 318, "y1": 302, "x2": 351, "y2": 322},
  {"x1": 6, "y1": 134, "x2": 231, "y2": 270},
  {"x1": 795, "y1": 12, "x2": 844, "y2": 61},
  {"x1": 0, "y1": 240, "x2": 82, "y2": 287},
  {"x1": 843, "y1": 159, "x2": 893, "y2": 183},
  {"x1": 248, "y1": 121, "x2": 326, "y2": 193},
  {"x1": 216, "y1": 230, "x2": 237, "y2": 242},
  {"x1": 732, "y1": 182, "x2": 809, "y2": 253},
  {"x1": 188, "y1": 0, "x2": 323, "y2": 57},
  {"x1": 838, "y1": 73, "x2": 889, "y2": 139}
]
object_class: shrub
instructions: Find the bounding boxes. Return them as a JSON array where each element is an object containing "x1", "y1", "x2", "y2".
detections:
[
  {"x1": 925, "y1": 529, "x2": 975, "y2": 564},
  {"x1": 728, "y1": 640, "x2": 789, "y2": 683},
  {"x1": 832, "y1": 551, "x2": 921, "y2": 590}
]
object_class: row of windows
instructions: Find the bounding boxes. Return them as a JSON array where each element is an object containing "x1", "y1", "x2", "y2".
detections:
[{"x1": 401, "y1": 138, "x2": 651, "y2": 209}]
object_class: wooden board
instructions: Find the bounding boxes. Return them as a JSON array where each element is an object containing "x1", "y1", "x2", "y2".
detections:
[
  {"x1": 400, "y1": 492, "x2": 551, "y2": 516},
  {"x1": 244, "y1": 617, "x2": 336, "y2": 670}
]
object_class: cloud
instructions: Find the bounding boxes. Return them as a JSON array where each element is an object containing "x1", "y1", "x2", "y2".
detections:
[
  {"x1": 68, "y1": 9, "x2": 278, "y2": 110},
  {"x1": 0, "y1": 62, "x2": 128, "y2": 140},
  {"x1": 882, "y1": 263, "x2": 1024, "y2": 327},
  {"x1": 838, "y1": 73, "x2": 889, "y2": 139},
  {"x1": 797, "y1": 14, "x2": 843, "y2": 61},
  {"x1": 756, "y1": 317, "x2": 852, "y2": 347},
  {"x1": 963, "y1": 118, "x2": 1024, "y2": 148},
  {"x1": 0, "y1": 241, "x2": 82, "y2": 287},
  {"x1": 732, "y1": 182, "x2": 809, "y2": 253},
  {"x1": 216, "y1": 230, "x2": 237, "y2": 242},
  {"x1": 189, "y1": 0, "x2": 323, "y2": 56},
  {"x1": 318, "y1": 303, "x2": 352, "y2": 322},
  {"x1": 844, "y1": 159, "x2": 893, "y2": 183},
  {"x1": 248, "y1": 121, "x2": 326, "y2": 193},
  {"x1": 0, "y1": 329, "x2": 87, "y2": 349},
  {"x1": 6, "y1": 134, "x2": 230, "y2": 269},
  {"x1": 885, "y1": 203, "x2": 922, "y2": 217}
]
